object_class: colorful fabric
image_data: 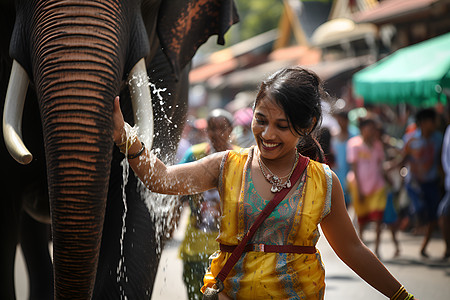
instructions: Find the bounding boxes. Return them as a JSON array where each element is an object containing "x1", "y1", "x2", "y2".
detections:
[
  {"x1": 347, "y1": 175, "x2": 386, "y2": 225},
  {"x1": 179, "y1": 142, "x2": 240, "y2": 261},
  {"x1": 201, "y1": 147, "x2": 332, "y2": 299},
  {"x1": 383, "y1": 192, "x2": 398, "y2": 224},
  {"x1": 179, "y1": 142, "x2": 211, "y2": 164},
  {"x1": 179, "y1": 142, "x2": 239, "y2": 300},
  {"x1": 347, "y1": 136, "x2": 386, "y2": 196}
]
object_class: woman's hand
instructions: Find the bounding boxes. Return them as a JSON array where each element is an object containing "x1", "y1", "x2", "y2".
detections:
[{"x1": 113, "y1": 96, "x2": 126, "y2": 145}]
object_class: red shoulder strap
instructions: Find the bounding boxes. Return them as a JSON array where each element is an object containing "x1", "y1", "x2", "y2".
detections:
[{"x1": 216, "y1": 155, "x2": 309, "y2": 283}]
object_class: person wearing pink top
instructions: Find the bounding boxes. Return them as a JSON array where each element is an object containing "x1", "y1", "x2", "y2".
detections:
[{"x1": 347, "y1": 118, "x2": 387, "y2": 257}]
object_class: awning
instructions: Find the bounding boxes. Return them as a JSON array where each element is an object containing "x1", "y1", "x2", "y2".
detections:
[
  {"x1": 353, "y1": 32, "x2": 450, "y2": 106},
  {"x1": 216, "y1": 52, "x2": 368, "y2": 93},
  {"x1": 352, "y1": 0, "x2": 441, "y2": 25}
]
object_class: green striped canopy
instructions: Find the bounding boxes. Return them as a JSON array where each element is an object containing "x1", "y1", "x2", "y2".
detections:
[{"x1": 353, "y1": 32, "x2": 450, "y2": 107}]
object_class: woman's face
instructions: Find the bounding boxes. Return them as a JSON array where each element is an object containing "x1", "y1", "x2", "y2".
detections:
[{"x1": 252, "y1": 96, "x2": 300, "y2": 160}]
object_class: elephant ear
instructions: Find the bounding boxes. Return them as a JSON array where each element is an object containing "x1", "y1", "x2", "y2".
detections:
[{"x1": 157, "y1": 0, "x2": 239, "y2": 76}]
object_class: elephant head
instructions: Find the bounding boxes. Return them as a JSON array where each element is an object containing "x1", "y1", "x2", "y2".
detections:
[{"x1": 2, "y1": 0, "x2": 238, "y2": 298}]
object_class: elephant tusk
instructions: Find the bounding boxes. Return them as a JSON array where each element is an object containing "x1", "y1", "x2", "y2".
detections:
[
  {"x1": 128, "y1": 58, "x2": 154, "y2": 150},
  {"x1": 2, "y1": 60, "x2": 32, "y2": 165}
]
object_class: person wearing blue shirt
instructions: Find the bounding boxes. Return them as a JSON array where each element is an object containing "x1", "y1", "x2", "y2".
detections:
[{"x1": 400, "y1": 108, "x2": 443, "y2": 257}]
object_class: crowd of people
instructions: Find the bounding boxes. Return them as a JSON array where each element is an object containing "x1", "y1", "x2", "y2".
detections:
[
  {"x1": 111, "y1": 66, "x2": 450, "y2": 299},
  {"x1": 177, "y1": 87, "x2": 450, "y2": 272},
  {"x1": 175, "y1": 95, "x2": 448, "y2": 299},
  {"x1": 324, "y1": 105, "x2": 450, "y2": 262}
]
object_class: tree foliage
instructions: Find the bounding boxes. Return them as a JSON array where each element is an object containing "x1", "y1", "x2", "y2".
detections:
[{"x1": 234, "y1": 0, "x2": 284, "y2": 41}]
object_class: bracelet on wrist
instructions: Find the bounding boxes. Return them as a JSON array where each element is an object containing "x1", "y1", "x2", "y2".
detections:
[
  {"x1": 391, "y1": 286, "x2": 405, "y2": 300},
  {"x1": 117, "y1": 138, "x2": 135, "y2": 153},
  {"x1": 391, "y1": 285, "x2": 414, "y2": 300},
  {"x1": 127, "y1": 142, "x2": 145, "y2": 159},
  {"x1": 116, "y1": 123, "x2": 137, "y2": 154}
]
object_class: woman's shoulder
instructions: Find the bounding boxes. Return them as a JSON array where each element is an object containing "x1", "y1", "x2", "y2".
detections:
[
  {"x1": 307, "y1": 159, "x2": 333, "y2": 180},
  {"x1": 225, "y1": 146, "x2": 252, "y2": 162}
]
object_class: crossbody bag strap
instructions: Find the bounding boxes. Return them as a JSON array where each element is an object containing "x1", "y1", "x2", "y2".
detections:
[{"x1": 215, "y1": 155, "x2": 309, "y2": 287}]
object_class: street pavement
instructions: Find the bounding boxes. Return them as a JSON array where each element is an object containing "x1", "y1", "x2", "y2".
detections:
[{"x1": 15, "y1": 207, "x2": 450, "y2": 299}]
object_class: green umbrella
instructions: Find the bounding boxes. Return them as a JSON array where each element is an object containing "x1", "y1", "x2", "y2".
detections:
[{"x1": 353, "y1": 32, "x2": 450, "y2": 106}]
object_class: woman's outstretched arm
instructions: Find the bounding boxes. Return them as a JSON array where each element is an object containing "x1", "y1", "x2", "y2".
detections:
[
  {"x1": 113, "y1": 96, "x2": 222, "y2": 195},
  {"x1": 320, "y1": 172, "x2": 414, "y2": 299}
]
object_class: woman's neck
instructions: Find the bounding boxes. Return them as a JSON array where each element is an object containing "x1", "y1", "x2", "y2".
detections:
[{"x1": 257, "y1": 147, "x2": 297, "y2": 176}]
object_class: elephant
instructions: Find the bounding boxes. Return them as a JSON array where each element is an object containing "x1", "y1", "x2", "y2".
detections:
[{"x1": 0, "y1": 0, "x2": 238, "y2": 299}]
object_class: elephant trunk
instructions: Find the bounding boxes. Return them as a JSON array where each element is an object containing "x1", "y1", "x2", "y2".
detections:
[{"x1": 32, "y1": 2, "x2": 125, "y2": 298}]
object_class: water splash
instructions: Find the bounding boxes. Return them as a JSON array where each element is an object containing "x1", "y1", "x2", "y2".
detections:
[
  {"x1": 129, "y1": 73, "x2": 180, "y2": 251},
  {"x1": 116, "y1": 74, "x2": 183, "y2": 298},
  {"x1": 149, "y1": 82, "x2": 172, "y2": 124},
  {"x1": 116, "y1": 124, "x2": 138, "y2": 299},
  {"x1": 136, "y1": 147, "x2": 180, "y2": 254},
  {"x1": 117, "y1": 157, "x2": 129, "y2": 300}
]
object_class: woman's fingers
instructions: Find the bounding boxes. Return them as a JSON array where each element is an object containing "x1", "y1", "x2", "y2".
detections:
[{"x1": 113, "y1": 96, "x2": 126, "y2": 144}]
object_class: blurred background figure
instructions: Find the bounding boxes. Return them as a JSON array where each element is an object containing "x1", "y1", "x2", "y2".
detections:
[
  {"x1": 438, "y1": 105, "x2": 450, "y2": 260},
  {"x1": 178, "y1": 108, "x2": 238, "y2": 300},
  {"x1": 347, "y1": 118, "x2": 387, "y2": 257},
  {"x1": 175, "y1": 118, "x2": 195, "y2": 164},
  {"x1": 377, "y1": 124, "x2": 402, "y2": 258},
  {"x1": 192, "y1": 118, "x2": 208, "y2": 145},
  {"x1": 331, "y1": 110, "x2": 358, "y2": 208},
  {"x1": 232, "y1": 107, "x2": 256, "y2": 148},
  {"x1": 398, "y1": 108, "x2": 443, "y2": 258}
]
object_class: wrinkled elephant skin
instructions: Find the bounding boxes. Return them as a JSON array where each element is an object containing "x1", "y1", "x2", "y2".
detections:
[{"x1": 0, "y1": 0, "x2": 238, "y2": 299}]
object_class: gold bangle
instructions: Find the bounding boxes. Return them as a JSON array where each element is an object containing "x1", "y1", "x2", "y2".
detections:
[
  {"x1": 391, "y1": 286, "x2": 405, "y2": 300},
  {"x1": 118, "y1": 138, "x2": 135, "y2": 153},
  {"x1": 116, "y1": 123, "x2": 137, "y2": 154},
  {"x1": 404, "y1": 294, "x2": 414, "y2": 300}
]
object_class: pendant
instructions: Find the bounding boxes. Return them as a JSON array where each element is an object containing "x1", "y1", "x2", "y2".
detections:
[
  {"x1": 286, "y1": 180, "x2": 291, "y2": 188},
  {"x1": 271, "y1": 185, "x2": 279, "y2": 193}
]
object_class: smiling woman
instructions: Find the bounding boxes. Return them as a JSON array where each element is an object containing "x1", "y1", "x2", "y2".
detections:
[
  {"x1": 113, "y1": 67, "x2": 416, "y2": 300},
  {"x1": 251, "y1": 67, "x2": 325, "y2": 170}
]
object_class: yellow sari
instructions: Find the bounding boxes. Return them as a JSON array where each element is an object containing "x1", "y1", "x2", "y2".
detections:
[{"x1": 202, "y1": 147, "x2": 332, "y2": 299}]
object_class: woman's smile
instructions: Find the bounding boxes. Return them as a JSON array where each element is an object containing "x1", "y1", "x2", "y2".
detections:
[
  {"x1": 260, "y1": 139, "x2": 281, "y2": 150},
  {"x1": 252, "y1": 97, "x2": 300, "y2": 163}
]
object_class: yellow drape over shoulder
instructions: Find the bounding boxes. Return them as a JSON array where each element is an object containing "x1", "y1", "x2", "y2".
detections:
[{"x1": 202, "y1": 147, "x2": 332, "y2": 299}]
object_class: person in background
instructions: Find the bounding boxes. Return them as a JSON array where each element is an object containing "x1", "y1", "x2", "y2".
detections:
[
  {"x1": 347, "y1": 118, "x2": 387, "y2": 257},
  {"x1": 178, "y1": 108, "x2": 239, "y2": 300},
  {"x1": 175, "y1": 119, "x2": 194, "y2": 164},
  {"x1": 331, "y1": 110, "x2": 357, "y2": 208},
  {"x1": 112, "y1": 67, "x2": 416, "y2": 299},
  {"x1": 377, "y1": 124, "x2": 401, "y2": 258},
  {"x1": 232, "y1": 107, "x2": 256, "y2": 148},
  {"x1": 438, "y1": 105, "x2": 450, "y2": 260},
  {"x1": 398, "y1": 108, "x2": 443, "y2": 258}
]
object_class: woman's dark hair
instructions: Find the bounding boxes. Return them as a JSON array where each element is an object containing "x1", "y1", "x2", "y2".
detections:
[{"x1": 254, "y1": 67, "x2": 328, "y2": 162}]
